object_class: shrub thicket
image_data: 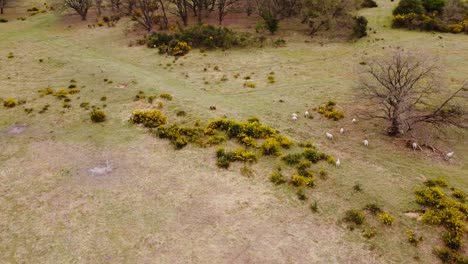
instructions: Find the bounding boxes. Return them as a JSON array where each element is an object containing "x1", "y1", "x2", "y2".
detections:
[
  {"x1": 130, "y1": 110, "x2": 167, "y2": 128},
  {"x1": 90, "y1": 109, "x2": 106, "y2": 123},
  {"x1": 317, "y1": 100, "x2": 345, "y2": 120}
]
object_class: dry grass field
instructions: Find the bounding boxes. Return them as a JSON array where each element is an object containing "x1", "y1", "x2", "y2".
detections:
[{"x1": 0, "y1": 0, "x2": 467, "y2": 263}]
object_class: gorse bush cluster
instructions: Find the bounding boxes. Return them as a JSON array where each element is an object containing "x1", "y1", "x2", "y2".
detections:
[
  {"x1": 344, "y1": 210, "x2": 365, "y2": 225},
  {"x1": 216, "y1": 147, "x2": 257, "y2": 168},
  {"x1": 158, "y1": 124, "x2": 203, "y2": 149},
  {"x1": 2, "y1": 98, "x2": 17, "y2": 108},
  {"x1": 147, "y1": 24, "x2": 254, "y2": 55},
  {"x1": 392, "y1": 0, "x2": 468, "y2": 34},
  {"x1": 130, "y1": 110, "x2": 167, "y2": 128},
  {"x1": 317, "y1": 100, "x2": 345, "y2": 120},
  {"x1": 379, "y1": 213, "x2": 396, "y2": 225},
  {"x1": 414, "y1": 185, "x2": 468, "y2": 259}
]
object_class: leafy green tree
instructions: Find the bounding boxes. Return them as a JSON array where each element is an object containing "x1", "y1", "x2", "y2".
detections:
[{"x1": 422, "y1": 0, "x2": 446, "y2": 13}]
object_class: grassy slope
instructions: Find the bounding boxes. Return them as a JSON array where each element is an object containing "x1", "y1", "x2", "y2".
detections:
[{"x1": 1, "y1": 0, "x2": 467, "y2": 262}]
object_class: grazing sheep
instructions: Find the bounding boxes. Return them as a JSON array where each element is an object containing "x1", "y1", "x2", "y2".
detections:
[
  {"x1": 445, "y1": 152, "x2": 454, "y2": 160},
  {"x1": 412, "y1": 142, "x2": 418, "y2": 150},
  {"x1": 292, "y1": 113, "x2": 298, "y2": 117},
  {"x1": 292, "y1": 115, "x2": 298, "y2": 121},
  {"x1": 363, "y1": 139, "x2": 369, "y2": 147},
  {"x1": 326, "y1": 132, "x2": 333, "y2": 140},
  {"x1": 340, "y1": 128, "x2": 344, "y2": 134},
  {"x1": 304, "y1": 111, "x2": 310, "y2": 117},
  {"x1": 352, "y1": 118, "x2": 357, "y2": 123},
  {"x1": 336, "y1": 158, "x2": 341, "y2": 167}
]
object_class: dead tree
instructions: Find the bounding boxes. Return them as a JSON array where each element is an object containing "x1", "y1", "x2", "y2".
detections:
[
  {"x1": 0, "y1": 0, "x2": 12, "y2": 14},
  {"x1": 358, "y1": 50, "x2": 467, "y2": 136},
  {"x1": 64, "y1": 0, "x2": 93, "y2": 20},
  {"x1": 170, "y1": 0, "x2": 189, "y2": 26},
  {"x1": 217, "y1": 0, "x2": 239, "y2": 25}
]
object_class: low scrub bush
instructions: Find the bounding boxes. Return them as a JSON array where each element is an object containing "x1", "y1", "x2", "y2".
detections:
[
  {"x1": 281, "y1": 153, "x2": 303, "y2": 165},
  {"x1": 260, "y1": 138, "x2": 281, "y2": 156},
  {"x1": 130, "y1": 110, "x2": 167, "y2": 128},
  {"x1": 317, "y1": 100, "x2": 345, "y2": 120},
  {"x1": 362, "y1": 0, "x2": 378, "y2": 8},
  {"x1": 344, "y1": 210, "x2": 365, "y2": 225},
  {"x1": 160, "y1": 93, "x2": 173, "y2": 100},
  {"x1": 244, "y1": 82, "x2": 256, "y2": 88},
  {"x1": 3, "y1": 98, "x2": 16, "y2": 108},
  {"x1": 453, "y1": 189, "x2": 466, "y2": 202},
  {"x1": 216, "y1": 147, "x2": 258, "y2": 168},
  {"x1": 158, "y1": 124, "x2": 203, "y2": 149},
  {"x1": 379, "y1": 213, "x2": 395, "y2": 225},
  {"x1": 407, "y1": 230, "x2": 423, "y2": 246},
  {"x1": 364, "y1": 203, "x2": 383, "y2": 215},
  {"x1": 269, "y1": 171, "x2": 287, "y2": 185},
  {"x1": 296, "y1": 187, "x2": 307, "y2": 200},
  {"x1": 362, "y1": 228, "x2": 377, "y2": 239},
  {"x1": 90, "y1": 109, "x2": 106, "y2": 123}
]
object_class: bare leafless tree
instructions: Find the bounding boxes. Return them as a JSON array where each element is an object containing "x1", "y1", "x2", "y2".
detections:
[
  {"x1": 132, "y1": 0, "x2": 159, "y2": 31},
  {"x1": 358, "y1": 50, "x2": 467, "y2": 136},
  {"x1": 170, "y1": 0, "x2": 189, "y2": 26},
  {"x1": 110, "y1": 0, "x2": 122, "y2": 11},
  {"x1": 64, "y1": 0, "x2": 93, "y2": 20},
  {"x1": 217, "y1": 0, "x2": 239, "y2": 25},
  {"x1": 157, "y1": 0, "x2": 169, "y2": 29},
  {"x1": 0, "y1": 0, "x2": 12, "y2": 14},
  {"x1": 95, "y1": 0, "x2": 102, "y2": 16}
]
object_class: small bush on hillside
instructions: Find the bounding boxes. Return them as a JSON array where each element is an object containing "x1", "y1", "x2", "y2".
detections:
[
  {"x1": 317, "y1": 100, "x2": 345, "y2": 120},
  {"x1": 353, "y1": 16, "x2": 369, "y2": 38},
  {"x1": 453, "y1": 189, "x2": 466, "y2": 202},
  {"x1": 407, "y1": 230, "x2": 423, "y2": 246},
  {"x1": 244, "y1": 82, "x2": 256, "y2": 88},
  {"x1": 130, "y1": 110, "x2": 167, "y2": 128},
  {"x1": 281, "y1": 153, "x2": 303, "y2": 165},
  {"x1": 434, "y1": 248, "x2": 468, "y2": 263},
  {"x1": 160, "y1": 93, "x2": 173, "y2": 100},
  {"x1": 296, "y1": 187, "x2": 307, "y2": 200},
  {"x1": 260, "y1": 138, "x2": 281, "y2": 156},
  {"x1": 90, "y1": 109, "x2": 106, "y2": 123},
  {"x1": 344, "y1": 210, "x2": 365, "y2": 225},
  {"x1": 172, "y1": 41, "x2": 191, "y2": 56},
  {"x1": 422, "y1": 0, "x2": 445, "y2": 13},
  {"x1": 379, "y1": 213, "x2": 396, "y2": 225},
  {"x1": 3, "y1": 98, "x2": 17, "y2": 108},
  {"x1": 269, "y1": 171, "x2": 287, "y2": 185},
  {"x1": 261, "y1": 10, "x2": 280, "y2": 34},
  {"x1": 362, "y1": 228, "x2": 377, "y2": 238},
  {"x1": 0, "y1": 19, "x2": 8, "y2": 23}
]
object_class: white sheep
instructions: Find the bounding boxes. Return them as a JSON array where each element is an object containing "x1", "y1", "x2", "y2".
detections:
[
  {"x1": 326, "y1": 132, "x2": 334, "y2": 140},
  {"x1": 352, "y1": 118, "x2": 357, "y2": 123},
  {"x1": 336, "y1": 158, "x2": 341, "y2": 167},
  {"x1": 363, "y1": 139, "x2": 369, "y2": 147},
  {"x1": 292, "y1": 115, "x2": 298, "y2": 121},
  {"x1": 304, "y1": 111, "x2": 310, "y2": 117},
  {"x1": 412, "y1": 142, "x2": 418, "y2": 150},
  {"x1": 340, "y1": 128, "x2": 345, "y2": 134},
  {"x1": 292, "y1": 113, "x2": 298, "y2": 117},
  {"x1": 445, "y1": 152, "x2": 454, "y2": 160}
]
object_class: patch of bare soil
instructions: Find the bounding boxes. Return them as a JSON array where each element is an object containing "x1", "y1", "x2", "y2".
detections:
[{"x1": 6, "y1": 125, "x2": 27, "y2": 135}]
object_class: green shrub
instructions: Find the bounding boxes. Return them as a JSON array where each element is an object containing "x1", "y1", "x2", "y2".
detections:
[
  {"x1": 0, "y1": 18, "x2": 8, "y2": 23},
  {"x1": 317, "y1": 100, "x2": 345, "y2": 120},
  {"x1": 415, "y1": 187, "x2": 445, "y2": 206},
  {"x1": 207, "y1": 135, "x2": 226, "y2": 145},
  {"x1": 244, "y1": 82, "x2": 256, "y2": 88},
  {"x1": 3, "y1": 98, "x2": 16, "y2": 108},
  {"x1": 269, "y1": 171, "x2": 287, "y2": 185},
  {"x1": 407, "y1": 230, "x2": 423, "y2": 246},
  {"x1": 453, "y1": 189, "x2": 466, "y2": 202},
  {"x1": 160, "y1": 93, "x2": 173, "y2": 100},
  {"x1": 344, "y1": 210, "x2": 365, "y2": 225},
  {"x1": 434, "y1": 248, "x2": 468, "y2": 263},
  {"x1": 90, "y1": 109, "x2": 106, "y2": 123},
  {"x1": 175, "y1": 110, "x2": 186, "y2": 116},
  {"x1": 422, "y1": 0, "x2": 445, "y2": 13},
  {"x1": 362, "y1": 228, "x2": 377, "y2": 238},
  {"x1": 364, "y1": 203, "x2": 383, "y2": 214},
  {"x1": 281, "y1": 153, "x2": 303, "y2": 165},
  {"x1": 290, "y1": 175, "x2": 316, "y2": 187},
  {"x1": 100, "y1": 96, "x2": 107, "y2": 101},
  {"x1": 318, "y1": 168, "x2": 328, "y2": 178},
  {"x1": 276, "y1": 135, "x2": 293, "y2": 148},
  {"x1": 296, "y1": 187, "x2": 307, "y2": 200},
  {"x1": 172, "y1": 41, "x2": 191, "y2": 56},
  {"x1": 379, "y1": 213, "x2": 395, "y2": 225},
  {"x1": 353, "y1": 183, "x2": 363, "y2": 192},
  {"x1": 393, "y1": 0, "x2": 425, "y2": 15},
  {"x1": 260, "y1": 138, "x2": 281, "y2": 156},
  {"x1": 80, "y1": 102, "x2": 90, "y2": 110},
  {"x1": 261, "y1": 10, "x2": 279, "y2": 34},
  {"x1": 353, "y1": 16, "x2": 368, "y2": 38},
  {"x1": 130, "y1": 110, "x2": 167, "y2": 128}
]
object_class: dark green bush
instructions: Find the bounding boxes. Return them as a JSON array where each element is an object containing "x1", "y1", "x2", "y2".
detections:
[
  {"x1": 269, "y1": 171, "x2": 287, "y2": 185},
  {"x1": 344, "y1": 210, "x2": 365, "y2": 225},
  {"x1": 393, "y1": 0, "x2": 425, "y2": 15},
  {"x1": 90, "y1": 109, "x2": 106, "y2": 123},
  {"x1": 422, "y1": 0, "x2": 445, "y2": 13},
  {"x1": 281, "y1": 153, "x2": 303, "y2": 165},
  {"x1": 364, "y1": 203, "x2": 383, "y2": 214},
  {"x1": 0, "y1": 19, "x2": 8, "y2": 23},
  {"x1": 261, "y1": 10, "x2": 279, "y2": 34},
  {"x1": 353, "y1": 16, "x2": 368, "y2": 38}
]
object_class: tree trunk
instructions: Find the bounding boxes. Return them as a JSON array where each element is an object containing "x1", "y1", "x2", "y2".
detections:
[{"x1": 1, "y1": 7, "x2": 3, "y2": 14}]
